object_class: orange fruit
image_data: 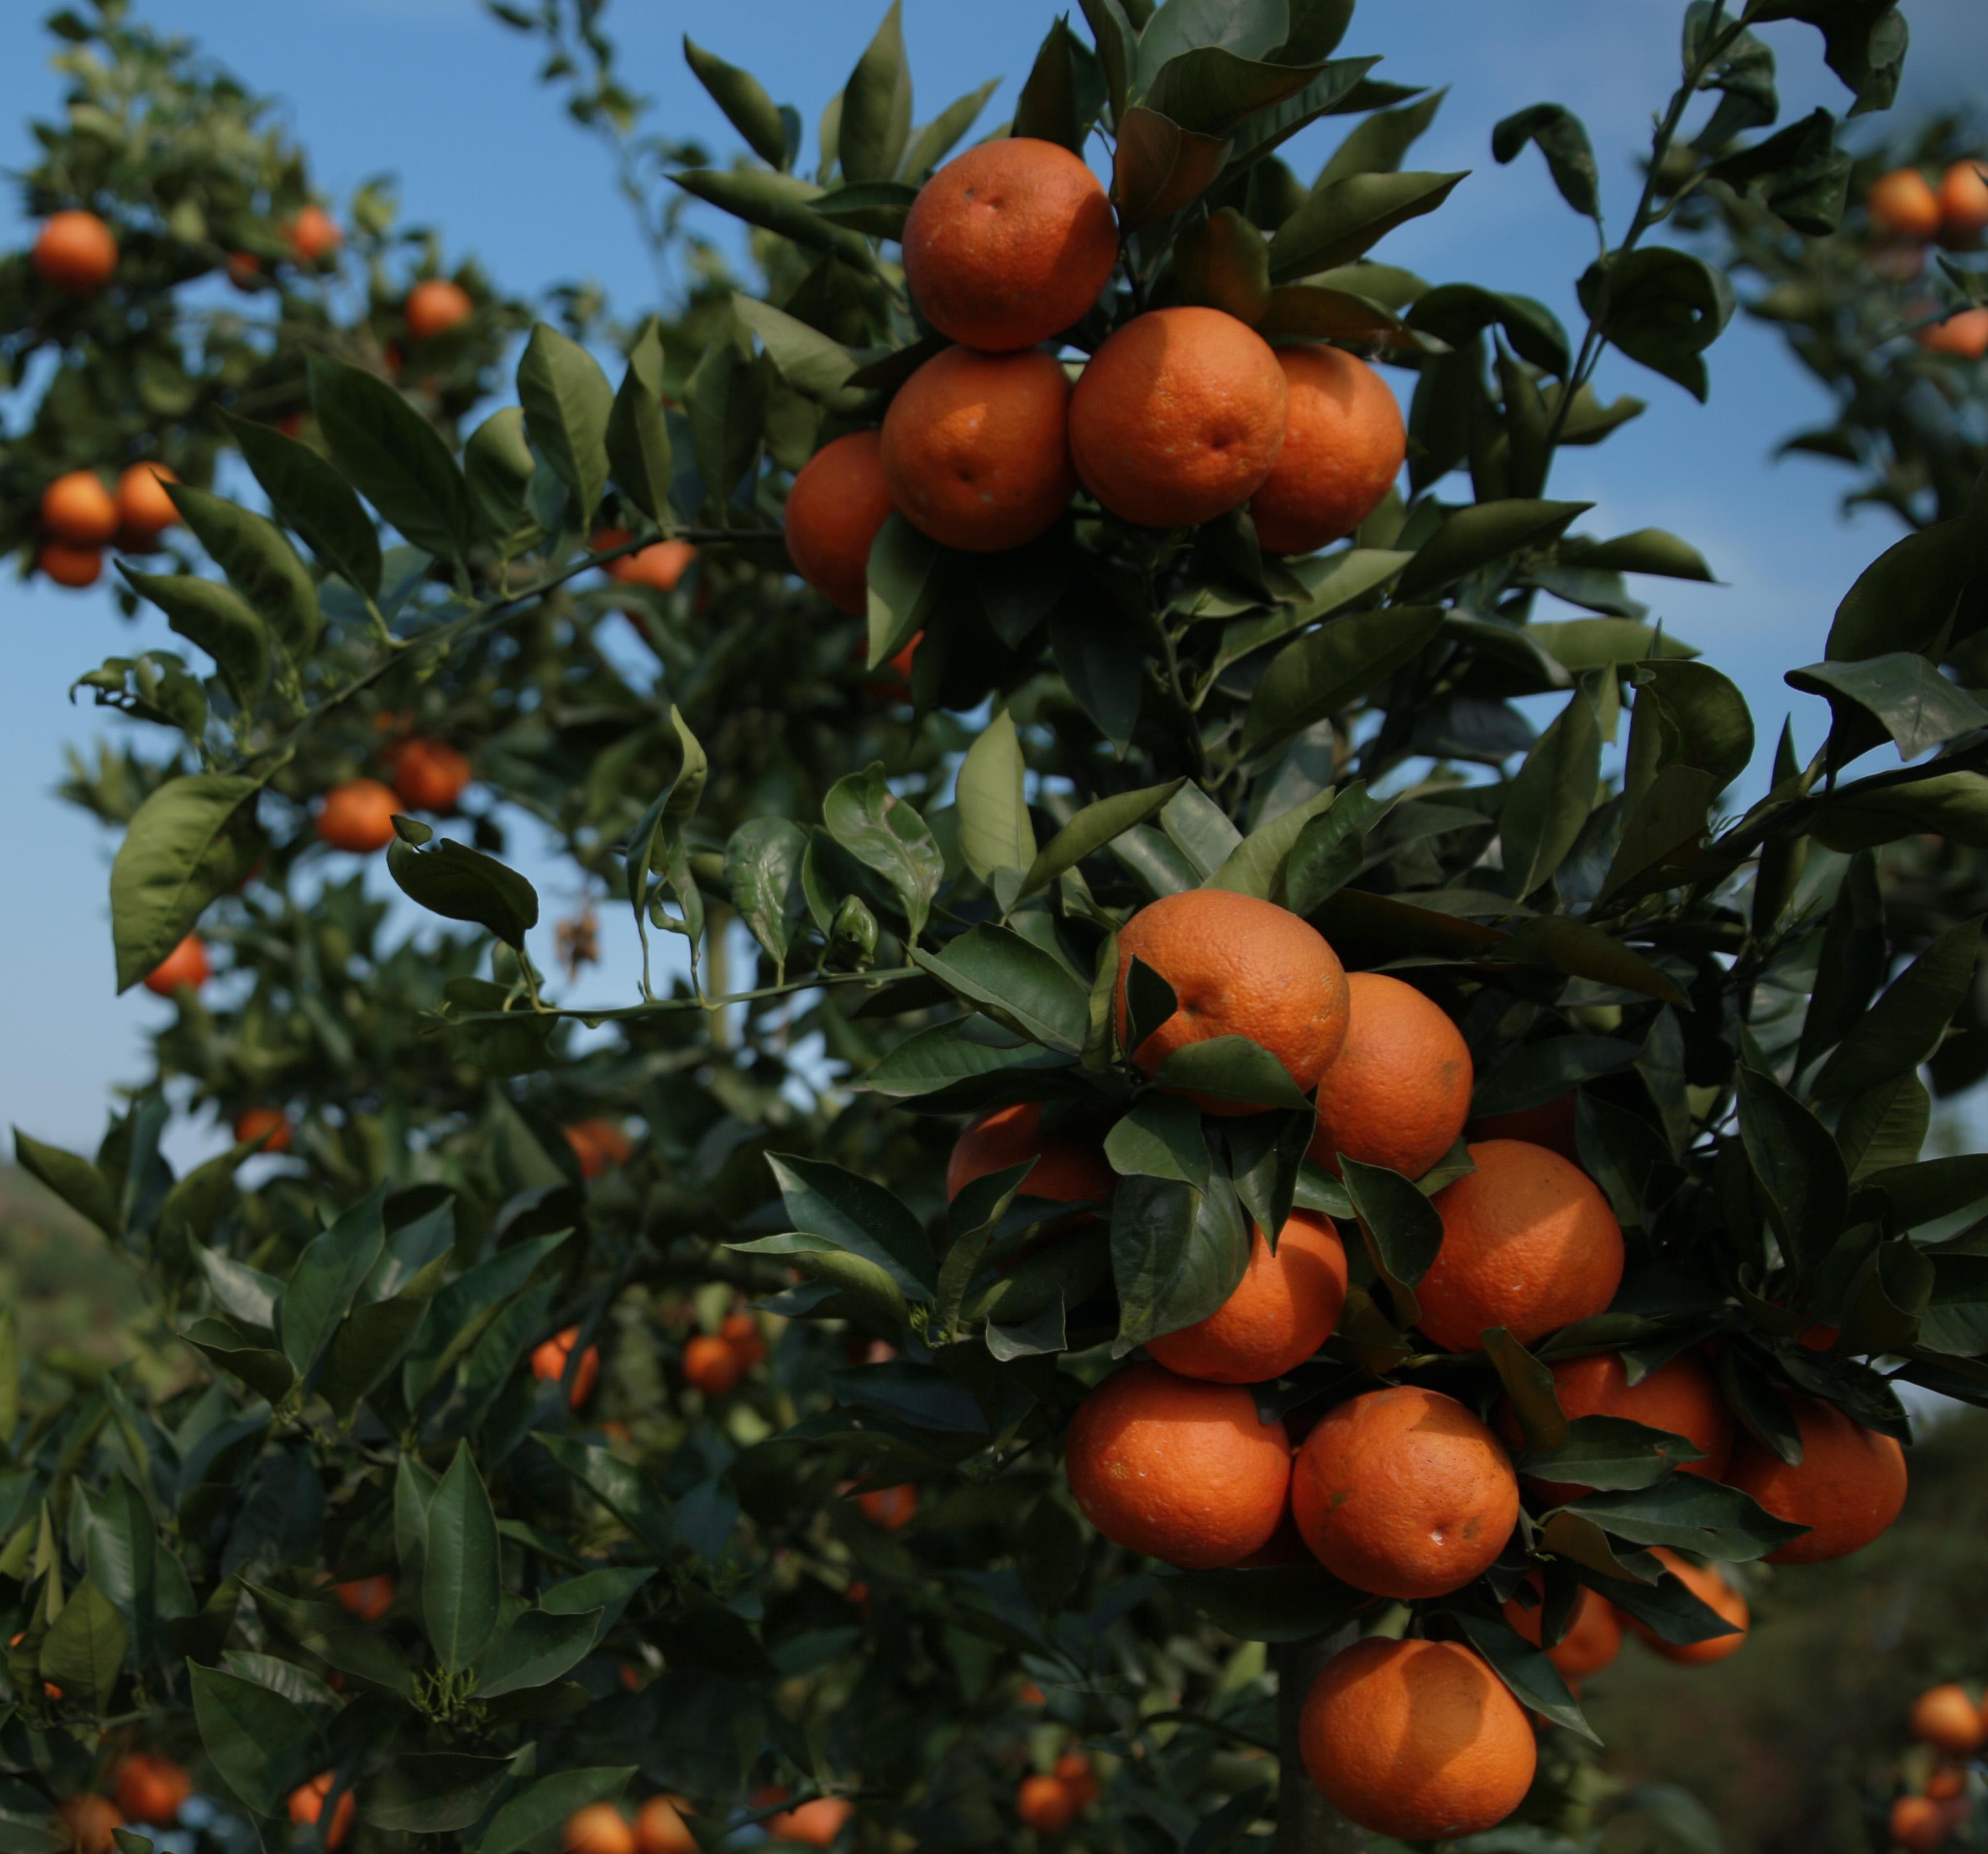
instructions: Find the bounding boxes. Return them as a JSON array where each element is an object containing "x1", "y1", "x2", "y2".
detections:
[
  {"x1": 289, "y1": 1775, "x2": 354, "y2": 1850},
  {"x1": 1052, "y1": 1753, "x2": 1098, "y2": 1808},
  {"x1": 41, "y1": 471, "x2": 118, "y2": 546},
  {"x1": 1921, "y1": 308, "x2": 1988, "y2": 358},
  {"x1": 1469, "y1": 1093, "x2": 1580, "y2": 1165},
  {"x1": 684, "y1": 1333, "x2": 743, "y2": 1396},
  {"x1": 1501, "y1": 1350, "x2": 1733, "y2": 1502},
  {"x1": 143, "y1": 934, "x2": 210, "y2": 998},
  {"x1": 1015, "y1": 1774, "x2": 1079, "y2": 1835},
  {"x1": 225, "y1": 251, "x2": 262, "y2": 291},
  {"x1": 1248, "y1": 345, "x2": 1404, "y2": 554},
  {"x1": 634, "y1": 1796, "x2": 697, "y2": 1854},
  {"x1": 1940, "y1": 160, "x2": 1988, "y2": 240},
  {"x1": 1625, "y1": 1548, "x2": 1748, "y2": 1664},
  {"x1": 880, "y1": 346, "x2": 1075, "y2": 551},
  {"x1": 1065, "y1": 1362, "x2": 1291, "y2": 1569},
  {"x1": 1299, "y1": 1636, "x2": 1536, "y2": 1840},
  {"x1": 720, "y1": 1309, "x2": 767, "y2": 1369},
  {"x1": 944, "y1": 1101, "x2": 1113, "y2": 1218},
  {"x1": 406, "y1": 277, "x2": 473, "y2": 339},
  {"x1": 116, "y1": 464, "x2": 179, "y2": 539},
  {"x1": 1869, "y1": 169, "x2": 1942, "y2": 240},
  {"x1": 1926, "y1": 1767, "x2": 1967, "y2": 1803},
  {"x1": 856, "y1": 1483, "x2": 917, "y2": 1531},
  {"x1": 901, "y1": 137, "x2": 1116, "y2": 352},
  {"x1": 56, "y1": 1798, "x2": 122, "y2": 1854},
  {"x1": 564, "y1": 1118, "x2": 634, "y2": 1178},
  {"x1": 532, "y1": 1326, "x2": 601, "y2": 1406},
  {"x1": 784, "y1": 431, "x2": 894, "y2": 615},
  {"x1": 1069, "y1": 307, "x2": 1287, "y2": 528},
  {"x1": 606, "y1": 539, "x2": 697, "y2": 593},
  {"x1": 1144, "y1": 1209, "x2": 1346, "y2": 1383},
  {"x1": 334, "y1": 1574, "x2": 394, "y2": 1622},
  {"x1": 1501, "y1": 1577, "x2": 1623, "y2": 1681},
  {"x1": 388, "y1": 738, "x2": 473, "y2": 812},
  {"x1": 39, "y1": 542, "x2": 103, "y2": 589},
  {"x1": 233, "y1": 1106, "x2": 292, "y2": 1153},
  {"x1": 1308, "y1": 972, "x2": 1471, "y2": 1177},
  {"x1": 1723, "y1": 1393, "x2": 1907, "y2": 1564},
  {"x1": 563, "y1": 1803, "x2": 635, "y2": 1854},
  {"x1": 1418, "y1": 1140, "x2": 1625, "y2": 1351},
  {"x1": 33, "y1": 211, "x2": 117, "y2": 295},
  {"x1": 109, "y1": 1756, "x2": 191, "y2": 1828},
  {"x1": 316, "y1": 778, "x2": 399, "y2": 852},
  {"x1": 287, "y1": 206, "x2": 342, "y2": 263},
  {"x1": 1911, "y1": 1685, "x2": 1985, "y2": 1756},
  {"x1": 1892, "y1": 1795, "x2": 1953, "y2": 1854},
  {"x1": 1292, "y1": 1384, "x2": 1519, "y2": 1597},
  {"x1": 764, "y1": 1797, "x2": 852, "y2": 1847},
  {"x1": 1113, "y1": 889, "x2": 1350, "y2": 1114}
]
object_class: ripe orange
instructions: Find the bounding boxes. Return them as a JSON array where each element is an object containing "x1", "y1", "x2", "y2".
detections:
[
  {"x1": 1625, "y1": 1548, "x2": 1748, "y2": 1664},
  {"x1": 532, "y1": 1326, "x2": 600, "y2": 1406},
  {"x1": 233, "y1": 1106, "x2": 292, "y2": 1153},
  {"x1": 39, "y1": 543, "x2": 103, "y2": 589},
  {"x1": 1145, "y1": 1209, "x2": 1346, "y2": 1383},
  {"x1": 1469, "y1": 1093, "x2": 1580, "y2": 1164},
  {"x1": 684, "y1": 1333, "x2": 743, "y2": 1396},
  {"x1": 902, "y1": 137, "x2": 1116, "y2": 352},
  {"x1": 563, "y1": 1803, "x2": 635, "y2": 1854},
  {"x1": 784, "y1": 431, "x2": 895, "y2": 615},
  {"x1": 856, "y1": 1483, "x2": 917, "y2": 1531},
  {"x1": 1418, "y1": 1139, "x2": 1625, "y2": 1351},
  {"x1": 764, "y1": 1797, "x2": 851, "y2": 1848},
  {"x1": 1292, "y1": 1384, "x2": 1519, "y2": 1597},
  {"x1": 564, "y1": 1118, "x2": 634, "y2": 1178},
  {"x1": 225, "y1": 252, "x2": 262, "y2": 291},
  {"x1": 287, "y1": 206, "x2": 342, "y2": 263},
  {"x1": 1113, "y1": 889, "x2": 1350, "y2": 1114},
  {"x1": 1501, "y1": 1576, "x2": 1623, "y2": 1681},
  {"x1": 1911, "y1": 1685, "x2": 1985, "y2": 1755},
  {"x1": 1921, "y1": 308, "x2": 1988, "y2": 359},
  {"x1": 1065, "y1": 1362, "x2": 1291, "y2": 1569},
  {"x1": 41, "y1": 471, "x2": 118, "y2": 545},
  {"x1": 1869, "y1": 168, "x2": 1942, "y2": 240},
  {"x1": 1940, "y1": 160, "x2": 1988, "y2": 240},
  {"x1": 1892, "y1": 1795, "x2": 1954, "y2": 1854},
  {"x1": 1299, "y1": 1636, "x2": 1536, "y2": 1840},
  {"x1": 634, "y1": 1796, "x2": 696, "y2": 1854},
  {"x1": 1248, "y1": 346, "x2": 1405, "y2": 554},
  {"x1": 33, "y1": 211, "x2": 117, "y2": 294},
  {"x1": 1501, "y1": 1350, "x2": 1733, "y2": 1502},
  {"x1": 109, "y1": 1756, "x2": 191, "y2": 1828},
  {"x1": 1069, "y1": 307, "x2": 1287, "y2": 528},
  {"x1": 406, "y1": 277, "x2": 473, "y2": 339},
  {"x1": 1926, "y1": 1766, "x2": 1966, "y2": 1803},
  {"x1": 1052, "y1": 1753, "x2": 1098, "y2": 1809},
  {"x1": 56, "y1": 1798, "x2": 122, "y2": 1854},
  {"x1": 944, "y1": 1101, "x2": 1113, "y2": 1218},
  {"x1": 289, "y1": 1775, "x2": 354, "y2": 1850},
  {"x1": 316, "y1": 778, "x2": 399, "y2": 852},
  {"x1": 1308, "y1": 972, "x2": 1471, "y2": 1177},
  {"x1": 116, "y1": 463, "x2": 179, "y2": 539},
  {"x1": 333, "y1": 1573, "x2": 395, "y2": 1622},
  {"x1": 1015, "y1": 1773, "x2": 1080, "y2": 1835},
  {"x1": 388, "y1": 738, "x2": 473, "y2": 812},
  {"x1": 1723, "y1": 1393, "x2": 1907, "y2": 1564},
  {"x1": 880, "y1": 346, "x2": 1075, "y2": 551},
  {"x1": 606, "y1": 537, "x2": 697, "y2": 594},
  {"x1": 720, "y1": 1309, "x2": 767, "y2": 1368},
  {"x1": 143, "y1": 934, "x2": 210, "y2": 997}
]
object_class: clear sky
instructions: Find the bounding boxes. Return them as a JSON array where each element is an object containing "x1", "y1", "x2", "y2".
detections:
[{"x1": 4, "y1": 0, "x2": 1986, "y2": 1162}]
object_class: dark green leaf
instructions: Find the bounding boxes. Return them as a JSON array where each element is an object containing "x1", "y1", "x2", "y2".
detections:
[
  {"x1": 1481, "y1": 1327, "x2": 1567, "y2": 1450},
  {"x1": 1166, "y1": 1564, "x2": 1367, "y2": 1641},
  {"x1": 166, "y1": 484, "x2": 320, "y2": 666},
  {"x1": 119, "y1": 568, "x2": 268, "y2": 710},
  {"x1": 1151, "y1": 1034, "x2": 1316, "y2": 1112},
  {"x1": 1735, "y1": 1066, "x2": 1847, "y2": 1279},
  {"x1": 607, "y1": 320, "x2": 674, "y2": 522},
  {"x1": 682, "y1": 38, "x2": 787, "y2": 167},
  {"x1": 1266, "y1": 170, "x2": 1468, "y2": 281},
  {"x1": 839, "y1": 2, "x2": 911, "y2": 182},
  {"x1": 1451, "y1": 1609, "x2": 1595, "y2": 1742},
  {"x1": 189, "y1": 1661, "x2": 321, "y2": 1815},
  {"x1": 477, "y1": 1770, "x2": 635, "y2": 1854},
  {"x1": 1395, "y1": 499, "x2": 1591, "y2": 600},
  {"x1": 425, "y1": 1443, "x2": 502, "y2": 1673},
  {"x1": 1566, "y1": 1477, "x2": 1809, "y2": 1561},
  {"x1": 388, "y1": 833, "x2": 540, "y2": 951},
  {"x1": 1111, "y1": 107, "x2": 1231, "y2": 226},
  {"x1": 1340, "y1": 1157, "x2": 1443, "y2": 1320},
  {"x1": 824, "y1": 763, "x2": 944, "y2": 943},
  {"x1": 1576, "y1": 247, "x2": 1733, "y2": 401},
  {"x1": 1241, "y1": 606, "x2": 1445, "y2": 755},
  {"x1": 1500, "y1": 683, "x2": 1601, "y2": 896},
  {"x1": 225, "y1": 411, "x2": 382, "y2": 598},
  {"x1": 1110, "y1": 1174, "x2": 1250, "y2": 1357},
  {"x1": 473, "y1": 1607, "x2": 602, "y2": 1698},
  {"x1": 1811, "y1": 918, "x2": 1981, "y2": 1100},
  {"x1": 1519, "y1": 1416, "x2": 1710, "y2": 1491},
  {"x1": 765, "y1": 1153, "x2": 936, "y2": 1300},
  {"x1": 1018, "y1": 780, "x2": 1185, "y2": 901},
  {"x1": 913, "y1": 925, "x2": 1091, "y2": 1055},
  {"x1": 308, "y1": 354, "x2": 475, "y2": 562},
  {"x1": 1490, "y1": 103, "x2": 1600, "y2": 217}
]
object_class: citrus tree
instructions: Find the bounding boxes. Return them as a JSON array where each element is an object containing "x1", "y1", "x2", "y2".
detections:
[{"x1": 7, "y1": 1, "x2": 1986, "y2": 1851}]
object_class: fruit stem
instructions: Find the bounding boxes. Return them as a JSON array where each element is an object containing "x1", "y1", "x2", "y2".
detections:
[{"x1": 1274, "y1": 1630, "x2": 1366, "y2": 1854}]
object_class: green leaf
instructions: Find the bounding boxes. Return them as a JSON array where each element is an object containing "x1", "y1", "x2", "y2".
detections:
[
  {"x1": 1519, "y1": 1416, "x2": 1710, "y2": 1491},
  {"x1": 518, "y1": 323, "x2": 614, "y2": 527},
  {"x1": 473, "y1": 1607, "x2": 602, "y2": 1698},
  {"x1": 1340, "y1": 1157, "x2": 1443, "y2": 1320},
  {"x1": 224, "y1": 411, "x2": 382, "y2": 598},
  {"x1": 1395, "y1": 499, "x2": 1591, "y2": 600},
  {"x1": 1471, "y1": 1035, "x2": 1640, "y2": 1119},
  {"x1": 1173, "y1": 207, "x2": 1273, "y2": 323},
  {"x1": 425, "y1": 1443, "x2": 502, "y2": 1673},
  {"x1": 1109, "y1": 1174, "x2": 1250, "y2": 1357},
  {"x1": 118, "y1": 568, "x2": 268, "y2": 710},
  {"x1": 1143, "y1": 48, "x2": 1324, "y2": 138},
  {"x1": 809, "y1": 179, "x2": 919, "y2": 238},
  {"x1": 900, "y1": 80, "x2": 1001, "y2": 179},
  {"x1": 765, "y1": 1153, "x2": 937, "y2": 1301},
  {"x1": 477, "y1": 1770, "x2": 636, "y2": 1854},
  {"x1": 734, "y1": 293, "x2": 861, "y2": 399},
  {"x1": 866, "y1": 512, "x2": 940, "y2": 670},
  {"x1": 671, "y1": 170, "x2": 874, "y2": 264},
  {"x1": 1481, "y1": 1327, "x2": 1567, "y2": 1451},
  {"x1": 1240, "y1": 606, "x2": 1445, "y2": 755},
  {"x1": 606, "y1": 319, "x2": 674, "y2": 522},
  {"x1": 1865, "y1": 1155, "x2": 1988, "y2": 1228},
  {"x1": 1811, "y1": 917, "x2": 1981, "y2": 1100},
  {"x1": 1135, "y1": 0, "x2": 1287, "y2": 82},
  {"x1": 1499, "y1": 682, "x2": 1601, "y2": 896},
  {"x1": 1252, "y1": 283, "x2": 1399, "y2": 341},
  {"x1": 1018, "y1": 781, "x2": 1185, "y2": 901},
  {"x1": 682, "y1": 37, "x2": 788, "y2": 167},
  {"x1": 1825, "y1": 516, "x2": 1987, "y2": 664},
  {"x1": 1735, "y1": 1066, "x2": 1847, "y2": 1280},
  {"x1": 10, "y1": 1131, "x2": 117, "y2": 1235},
  {"x1": 1786, "y1": 656, "x2": 1988, "y2": 768},
  {"x1": 1576, "y1": 247, "x2": 1734, "y2": 401},
  {"x1": 626, "y1": 707, "x2": 709, "y2": 992},
  {"x1": 189, "y1": 1660, "x2": 321, "y2": 1815},
  {"x1": 1013, "y1": 17, "x2": 1094, "y2": 154},
  {"x1": 278, "y1": 1188, "x2": 387, "y2": 1374},
  {"x1": 111, "y1": 769, "x2": 268, "y2": 991},
  {"x1": 914, "y1": 926, "x2": 1092, "y2": 1055},
  {"x1": 1266, "y1": 169, "x2": 1469, "y2": 281},
  {"x1": 957, "y1": 710, "x2": 1036, "y2": 882},
  {"x1": 1560, "y1": 529, "x2": 1716, "y2": 580},
  {"x1": 1406, "y1": 282, "x2": 1570, "y2": 376},
  {"x1": 1837, "y1": 1074, "x2": 1930, "y2": 1179},
  {"x1": 1490, "y1": 103, "x2": 1600, "y2": 217},
  {"x1": 725, "y1": 818, "x2": 809, "y2": 978},
  {"x1": 1151, "y1": 1035, "x2": 1316, "y2": 1112},
  {"x1": 388, "y1": 833, "x2": 540, "y2": 951},
  {"x1": 1105, "y1": 1096, "x2": 1213, "y2": 1192},
  {"x1": 839, "y1": 1, "x2": 912, "y2": 182},
  {"x1": 166, "y1": 484, "x2": 321, "y2": 666},
  {"x1": 1314, "y1": 87, "x2": 1446, "y2": 191},
  {"x1": 318, "y1": 1248, "x2": 449, "y2": 1420},
  {"x1": 308, "y1": 354, "x2": 475, "y2": 562},
  {"x1": 1450, "y1": 1609, "x2": 1595, "y2": 1743},
  {"x1": 1111, "y1": 107, "x2": 1231, "y2": 226},
  {"x1": 246, "y1": 1586, "x2": 416, "y2": 1694},
  {"x1": 40, "y1": 1576, "x2": 126, "y2": 1707},
  {"x1": 1566, "y1": 1477, "x2": 1809, "y2": 1561},
  {"x1": 365, "y1": 1754, "x2": 514, "y2": 1835},
  {"x1": 538, "y1": 1440, "x2": 675, "y2": 1557},
  {"x1": 1166, "y1": 1564, "x2": 1367, "y2": 1641},
  {"x1": 1206, "y1": 786, "x2": 1343, "y2": 901},
  {"x1": 1806, "y1": 770, "x2": 1988, "y2": 852},
  {"x1": 465, "y1": 407, "x2": 538, "y2": 542},
  {"x1": 1283, "y1": 781, "x2": 1386, "y2": 915}
]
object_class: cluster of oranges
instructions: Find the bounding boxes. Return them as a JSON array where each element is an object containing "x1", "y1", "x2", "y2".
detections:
[
  {"x1": 780, "y1": 137, "x2": 1406, "y2": 663},
  {"x1": 561, "y1": 1794, "x2": 703, "y2": 1854},
  {"x1": 34, "y1": 462, "x2": 179, "y2": 589},
  {"x1": 1866, "y1": 160, "x2": 1988, "y2": 359},
  {"x1": 48, "y1": 1751, "x2": 193, "y2": 1854},
  {"x1": 1014, "y1": 1750, "x2": 1099, "y2": 1836},
  {"x1": 1890, "y1": 1682, "x2": 1986, "y2": 1851},
  {"x1": 929, "y1": 886, "x2": 1910, "y2": 1838}
]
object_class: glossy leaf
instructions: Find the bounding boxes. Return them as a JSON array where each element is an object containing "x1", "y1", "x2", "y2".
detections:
[
  {"x1": 957, "y1": 710, "x2": 1036, "y2": 882},
  {"x1": 387, "y1": 833, "x2": 540, "y2": 951},
  {"x1": 1109, "y1": 1174, "x2": 1250, "y2": 1356},
  {"x1": 308, "y1": 354, "x2": 475, "y2": 562},
  {"x1": 224, "y1": 411, "x2": 382, "y2": 596},
  {"x1": 166, "y1": 483, "x2": 320, "y2": 666}
]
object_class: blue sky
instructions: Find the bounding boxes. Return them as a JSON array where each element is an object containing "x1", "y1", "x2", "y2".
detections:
[{"x1": 3, "y1": 0, "x2": 1986, "y2": 1161}]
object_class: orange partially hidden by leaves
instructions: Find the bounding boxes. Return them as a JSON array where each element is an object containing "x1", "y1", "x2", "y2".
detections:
[
  {"x1": 532, "y1": 1326, "x2": 601, "y2": 1406},
  {"x1": 33, "y1": 211, "x2": 117, "y2": 294},
  {"x1": 783, "y1": 430, "x2": 895, "y2": 616},
  {"x1": 945, "y1": 1101, "x2": 1113, "y2": 1219},
  {"x1": 1868, "y1": 168, "x2": 1942, "y2": 240},
  {"x1": 1052, "y1": 1753, "x2": 1097, "y2": 1808},
  {"x1": 289, "y1": 1775, "x2": 354, "y2": 1850},
  {"x1": 316, "y1": 778, "x2": 400, "y2": 852},
  {"x1": 564, "y1": 1118, "x2": 634, "y2": 1178},
  {"x1": 1299, "y1": 1636, "x2": 1536, "y2": 1840},
  {"x1": 1627, "y1": 1548, "x2": 1748, "y2": 1664},
  {"x1": 880, "y1": 345, "x2": 1075, "y2": 552},
  {"x1": 1114, "y1": 888, "x2": 1350, "y2": 1114},
  {"x1": 143, "y1": 934, "x2": 210, "y2": 997},
  {"x1": 41, "y1": 471, "x2": 119, "y2": 546},
  {"x1": 634, "y1": 1796, "x2": 697, "y2": 1854},
  {"x1": 1910, "y1": 1684, "x2": 1985, "y2": 1755},
  {"x1": 1723, "y1": 1392, "x2": 1907, "y2": 1564},
  {"x1": 1418, "y1": 1139, "x2": 1624, "y2": 1351},
  {"x1": 406, "y1": 276, "x2": 473, "y2": 339},
  {"x1": 607, "y1": 538, "x2": 697, "y2": 593},
  {"x1": 1069, "y1": 306, "x2": 1287, "y2": 528},
  {"x1": 388, "y1": 738, "x2": 473, "y2": 812},
  {"x1": 39, "y1": 543, "x2": 103, "y2": 589},
  {"x1": 684, "y1": 1332, "x2": 743, "y2": 1396},
  {"x1": 56, "y1": 1798, "x2": 122, "y2": 1854},
  {"x1": 287, "y1": 204, "x2": 342, "y2": 263},
  {"x1": 1292, "y1": 1384, "x2": 1519, "y2": 1598},
  {"x1": 1501, "y1": 1576, "x2": 1623, "y2": 1681},
  {"x1": 1501, "y1": 1349, "x2": 1733, "y2": 1502},
  {"x1": 1065, "y1": 1362, "x2": 1291, "y2": 1569},
  {"x1": 1145, "y1": 1209, "x2": 1346, "y2": 1384},
  {"x1": 901, "y1": 136, "x2": 1116, "y2": 352},
  {"x1": 1921, "y1": 308, "x2": 1988, "y2": 359},
  {"x1": 1308, "y1": 972, "x2": 1471, "y2": 1178},
  {"x1": 333, "y1": 1573, "x2": 395, "y2": 1622},
  {"x1": 562, "y1": 1802, "x2": 635, "y2": 1854},
  {"x1": 116, "y1": 463, "x2": 180, "y2": 539},
  {"x1": 110, "y1": 1755, "x2": 192, "y2": 1828},
  {"x1": 234, "y1": 1106, "x2": 292, "y2": 1153},
  {"x1": 1248, "y1": 345, "x2": 1405, "y2": 554},
  {"x1": 856, "y1": 1483, "x2": 917, "y2": 1531},
  {"x1": 720, "y1": 1309, "x2": 767, "y2": 1368},
  {"x1": 1926, "y1": 1766, "x2": 1967, "y2": 1803},
  {"x1": 1891, "y1": 1795, "x2": 1955, "y2": 1854},
  {"x1": 764, "y1": 1796, "x2": 853, "y2": 1847},
  {"x1": 1015, "y1": 1773, "x2": 1080, "y2": 1836},
  {"x1": 1940, "y1": 159, "x2": 1988, "y2": 240}
]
